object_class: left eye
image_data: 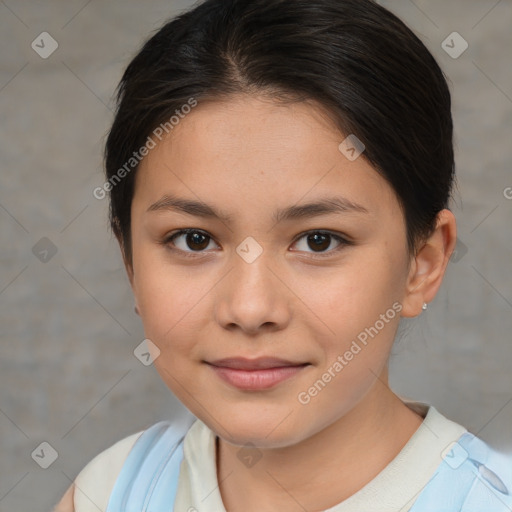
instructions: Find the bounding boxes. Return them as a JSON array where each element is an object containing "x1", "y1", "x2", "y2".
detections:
[{"x1": 291, "y1": 231, "x2": 349, "y2": 255}]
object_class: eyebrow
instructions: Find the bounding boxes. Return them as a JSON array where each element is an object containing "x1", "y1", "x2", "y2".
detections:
[{"x1": 146, "y1": 194, "x2": 369, "y2": 223}]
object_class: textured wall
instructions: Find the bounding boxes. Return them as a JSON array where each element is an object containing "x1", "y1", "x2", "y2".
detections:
[{"x1": 0, "y1": 1, "x2": 511, "y2": 510}]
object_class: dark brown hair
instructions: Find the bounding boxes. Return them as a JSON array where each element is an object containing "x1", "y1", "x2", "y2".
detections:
[{"x1": 104, "y1": 0, "x2": 455, "y2": 266}]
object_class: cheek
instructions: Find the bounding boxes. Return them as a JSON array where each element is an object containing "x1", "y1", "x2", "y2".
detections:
[
  {"x1": 132, "y1": 248, "x2": 210, "y2": 349},
  {"x1": 302, "y1": 254, "x2": 402, "y2": 333},
  {"x1": 298, "y1": 253, "x2": 403, "y2": 391},
  {"x1": 134, "y1": 258, "x2": 209, "y2": 402},
  {"x1": 295, "y1": 290, "x2": 400, "y2": 425}
]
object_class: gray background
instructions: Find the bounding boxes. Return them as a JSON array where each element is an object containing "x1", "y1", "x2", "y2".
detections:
[{"x1": 0, "y1": 0, "x2": 511, "y2": 510}]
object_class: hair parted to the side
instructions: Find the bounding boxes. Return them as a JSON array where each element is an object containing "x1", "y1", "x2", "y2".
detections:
[{"x1": 104, "y1": 0, "x2": 455, "y2": 268}]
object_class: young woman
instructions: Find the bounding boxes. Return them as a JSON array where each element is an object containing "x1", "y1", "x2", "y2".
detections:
[{"x1": 56, "y1": 0, "x2": 512, "y2": 510}]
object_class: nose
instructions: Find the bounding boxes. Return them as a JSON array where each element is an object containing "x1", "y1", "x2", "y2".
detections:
[{"x1": 214, "y1": 252, "x2": 291, "y2": 335}]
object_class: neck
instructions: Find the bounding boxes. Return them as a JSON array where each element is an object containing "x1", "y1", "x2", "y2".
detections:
[{"x1": 216, "y1": 371, "x2": 424, "y2": 512}]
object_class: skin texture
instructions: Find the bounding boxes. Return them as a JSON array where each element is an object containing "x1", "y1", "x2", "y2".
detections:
[
  {"x1": 57, "y1": 93, "x2": 457, "y2": 511},
  {"x1": 53, "y1": 483, "x2": 74, "y2": 511}
]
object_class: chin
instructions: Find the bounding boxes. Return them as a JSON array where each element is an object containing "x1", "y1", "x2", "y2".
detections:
[{"x1": 208, "y1": 406, "x2": 307, "y2": 449}]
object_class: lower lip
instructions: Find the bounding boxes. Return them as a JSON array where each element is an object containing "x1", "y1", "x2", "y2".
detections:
[{"x1": 208, "y1": 364, "x2": 307, "y2": 390}]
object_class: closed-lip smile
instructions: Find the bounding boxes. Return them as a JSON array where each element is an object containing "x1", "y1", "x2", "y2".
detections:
[
  {"x1": 207, "y1": 357, "x2": 308, "y2": 370},
  {"x1": 205, "y1": 357, "x2": 310, "y2": 390}
]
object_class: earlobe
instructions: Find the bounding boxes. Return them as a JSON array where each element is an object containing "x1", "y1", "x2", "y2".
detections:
[{"x1": 401, "y1": 209, "x2": 457, "y2": 317}]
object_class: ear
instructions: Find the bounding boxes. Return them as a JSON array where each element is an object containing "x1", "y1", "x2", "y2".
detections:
[
  {"x1": 122, "y1": 248, "x2": 135, "y2": 289},
  {"x1": 114, "y1": 227, "x2": 138, "y2": 302},
  {"x1": 401, "y1": 209, "x2": 457, "y2": 317},
  {"x1": 118, "y1": 239, "x2": 142, "y2": 317}
]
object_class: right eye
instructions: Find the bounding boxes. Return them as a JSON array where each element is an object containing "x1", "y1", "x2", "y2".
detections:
[{"x1": 163, "y1": 228, "x2": 220, "y2": 257}]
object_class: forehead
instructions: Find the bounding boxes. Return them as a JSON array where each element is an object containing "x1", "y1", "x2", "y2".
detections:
[
  {"x1": 173, "y1": 95, "x2": 348, "y2": 166},
  {"x1": 133, "y1": 94, "x2": 399, "y2": 222}
]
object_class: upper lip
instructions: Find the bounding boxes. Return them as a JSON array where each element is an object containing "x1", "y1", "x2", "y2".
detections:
[{"x1": 207, "y1": 357, "x2": 308, "y2": 370}]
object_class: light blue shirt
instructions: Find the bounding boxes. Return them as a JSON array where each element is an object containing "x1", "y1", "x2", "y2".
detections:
[{"x1": 105, "y1": 419, "x2": 512, "y2": 511}]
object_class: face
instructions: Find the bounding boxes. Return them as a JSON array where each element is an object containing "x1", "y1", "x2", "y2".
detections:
[{"x1": 127, "y1": 94, "x2": 413, "y2": 448}]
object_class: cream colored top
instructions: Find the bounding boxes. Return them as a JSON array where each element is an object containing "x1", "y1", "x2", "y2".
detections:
[{"x1": 72, "y1": 400, "x2": 467, "y2": 511}]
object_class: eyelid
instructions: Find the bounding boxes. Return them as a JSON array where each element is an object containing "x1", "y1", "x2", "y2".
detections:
[
  {"x1": 290, "y1": 230, "x2": 352, "y2": 258},
  {"x1": 162, "y1": 228, "x2": 219, "y2": 258},
  {"x1": 162, "y1": 228, "x2": 352, "y2": 258}
]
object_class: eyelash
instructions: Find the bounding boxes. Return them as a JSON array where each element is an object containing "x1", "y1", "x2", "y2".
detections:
[{"x1": 161, "y1": 228, "x2": 353, "y2": 259}]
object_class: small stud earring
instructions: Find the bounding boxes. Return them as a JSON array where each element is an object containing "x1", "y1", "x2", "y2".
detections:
[
  {"x1": 422, "y1": 302, "x2": 428, "y2": 310},
  {"x1": 134, "y1": 305, "x2": 141, "y2": 316}
]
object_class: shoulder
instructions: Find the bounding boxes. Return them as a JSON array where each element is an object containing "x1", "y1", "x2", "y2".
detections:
[
  {"x1": 53, "y1": 483, "x2": 74, "y2": 512},
  {"x1": 70, "y1": 418, "x2": 196, "y2": 511},
  {"x1": 412, "y1": 432, "x2": 512, "y2": 511},
  {"x1": 456, "y1": 433, "x2": 512, "y2": 509},
  {"x1": 72, "y1": 430, "x2": 144, "y2": 512}
]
